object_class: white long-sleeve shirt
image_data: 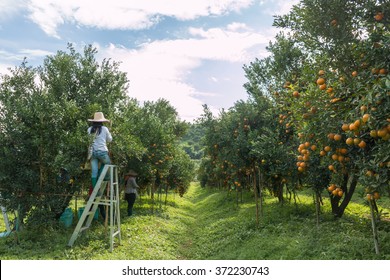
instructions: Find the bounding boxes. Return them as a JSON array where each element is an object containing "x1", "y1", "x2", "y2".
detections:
[{"x1": 87, "y1": 126, "x2": 112, "y2": 152}]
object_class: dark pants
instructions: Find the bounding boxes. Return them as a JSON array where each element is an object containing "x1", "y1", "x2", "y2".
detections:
[{"x1": 125, "y1": 193, "x2": 136, "y2": 216}]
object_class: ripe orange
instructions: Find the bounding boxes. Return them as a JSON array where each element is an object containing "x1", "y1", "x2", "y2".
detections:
[
  {"x1": 304, "y1": 141, "x2": 310, "y2": 148},
  {"x1": 373, "y1": 192, "x2": 380, "y2": 200},
  {"x1": 338, "y1": 190, "x2": 344, "y2": 197},
  {"x1": 346, "y1": 138, "x2": 354, "y2": 145},
  {"x1": 379, "y1": 68, "x2": 388, "y2": 75},
  {"x1": 338, "y1": 155, "x2": 344, "y2": 162},
  {"x1": 354, "y1": 119, "x2": 361, "y2": 128},
  {"x1": 333, "y1": 134, "x2": 342, "y2": 141},
  {"x1": 320, "y1": 150, "x2": 326, "y2": 156},
  {"x1": 349, "y1": 123, "x2": 357, "y2": 131},
  {"x1": 360, "y1": 105, "x2": 367, "y2": 112},
  {"x1": 293, "y1": 91, "x2": 300, "y2": 98},
  {"x1": 328, "y1": 133, "x2": 335, "y2": 140},
  {"x1": 331, "y1": 19, "x2": 337, "y2": 26},
  {"x1": 353, "y1": 138, "x2": 361, "y2": 145},
  {"x1": 358, "y1": 140, "x2": 366, "y2": 149},
  {"x1": 339, "y1": 148, "x2": 348, "y2": 155},
  {"x1": 319, "y1": 84, "x2": 327, "y2": 90},
  {"x1": 310, "y1": 145, "x2": 317, "y2": 151},
  {"x1": 298, "y1": 167, "x2": 304, "y2": 172},
  {"x1": 370, "y1": 130, "x2": 378, "y2": 138},
  {"x1": 377, "y1": 129, "x2": 388, "y2": 138},
  {"x1": 362, "y1": 114, "x2": 370, "y2": 123},
  {"x1": 327, "y1": 87, "x2": 333, "y2": 94},
  {"x1": 316, "y1": 78, "x2": 326, "y2": 85},
  {"x1": 328, "y1": 165, "x2": 335, "y2": 171},
  {"x1": 318, "y1": 70, "x2": 325, "y2": 75},
  {"x1": 374, "y1": 12, "x2": 384, "y2": 21},
  {"x1": 328, "y1": 184, "x2": 336, "y2": 192},
  {"x1": 341, "y1": 124, "x2": 349, "y2": 131},
  {"x1": 332, "y1": 189, "x2": 338, "y2": 196},
  {"x1": 332, "y1": 154, "x2": 338, "y2": 161},
  {"x1": 324, "y1": 146, "x2": 331, "y2": 152},
  {"x1": 352, "y1": 71, "x2": 358, "y2": 77}
]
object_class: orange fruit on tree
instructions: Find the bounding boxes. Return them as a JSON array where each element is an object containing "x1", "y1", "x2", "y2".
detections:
[
  {"x1": 362, "y1": 114, "x2": 370, "y2": 123},
  {"x1": 328, "y1": 165, "x2": 335, "y2": 171},
  {"x1": 304, "y1": 141, "x2": 310, "y2": 148},
  {"x1": 298, "y1": 167, "x2": 304, "y2": 172},
  {"x1": 338, "y1": 155, "x2": 345, "y2": 162},
  {"x1": 327, "y1": 87, "x2": 333, "y2": 94},
  {"x1": 317, "y1": 77, "x2": 326, "y2": 85},
  {"x1": 366, "y1": 194, "x2": 373, "y2": 201},
  {"x1": 328, "y1": 184, "x2": 336, "y2": 192},
  {"x1": 320, "y1": 150, "x2": 326, "y2": 156},
  {"x1": 341, "y1": 124, "x2": 349, "y2": 131},
  {"x1": 352, "y1": 71, "x2": 358, "y2": 77},
  {"x1": 327, "y1": 133, "x2": 335, "y2": 140},
  {"x1": 338, "y1": 190, "x2": 344, "y2": 197},
  {"x1": 358, "y1": 140, "x2": 367, "y2": 149},
  {"x1": 360, "y1": 105, "x2": 368, "y2": 112},
  {"x1": 377, "y1": 129, "x2": 388, "y2": 138},
  {"x1": 332, "y1": 154, "x2": 338, "y2": 161},
  {"x1": 319, "y1": 84, "x2": 327, "y2": 90},
  {"x1": 354, "y1": 119, "x2": 361, "y2": 128},
  {"x1": 346, "y1": 137, "x2": 354, "y2": 145},
  {"x1": 293, "y1": 91, "x2": 300, "y2": 98},
  {"x1": 374, "y1": 12, "x2": 384, "y2": 21},
  {"x1": 332, "y1": 189, "x2": 338, "y2": 196},
  {"x1": 331, "y1": 19, "x2": 337, "y2": 26},
  {"x1": 310, "y1": 145, "x2": 317, "y2": 151},
  {"x1": 373, "y1": 192, "x2": 380, "y2": 200},
  {"x1": 353, "y1": 138, "x2": 361, "y2": 145},
  {"x1": 324, "y1": 146, "x2": 331, "y2": 152},
  {"x1": 349, "y1": 123, "x2": 357, "y2": 131},
  {"x1": 339, "y1": 148, "x2": 348, "y2": 155},
  {"x1": 318, "y1": 70, "x2": 325, "y2": 75},
  {"x1": 333, "y1": 134, "x2": 342, "y2": 141},
  {"x1": 379, "y1": 68, "x2": 388, "y2": 75},
  {"x1": 370, "y1": 130, "x2": 378, "y2": 138}
]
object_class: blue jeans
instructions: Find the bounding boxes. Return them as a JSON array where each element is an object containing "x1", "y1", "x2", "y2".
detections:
[{"x1": 91, "y1": 150, "x2": 111, "y2": 182}]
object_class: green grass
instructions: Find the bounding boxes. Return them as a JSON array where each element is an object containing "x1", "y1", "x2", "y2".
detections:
[{"x1": 0, "y1": 182, "x2": 389, "y2": 259}]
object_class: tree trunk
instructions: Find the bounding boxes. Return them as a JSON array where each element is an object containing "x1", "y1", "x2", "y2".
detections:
[
  {"x1": 253, "y1": 165, "x2": 259, "y2": 227},
  {"x1": 330, "y1": 173, "x2": 358, "y2": 218},
  {"x1": 369, "y1": 199, "x2": 380, "y2": 254}
]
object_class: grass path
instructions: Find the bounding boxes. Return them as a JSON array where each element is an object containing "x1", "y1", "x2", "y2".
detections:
[{"x1": 1, "y1": 182, "x2": 389, "y2": 259}]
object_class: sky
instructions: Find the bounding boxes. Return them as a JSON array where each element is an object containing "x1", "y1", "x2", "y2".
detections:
[{"x1": 0, "y1": 0, "x2": 299, "y2": 122}]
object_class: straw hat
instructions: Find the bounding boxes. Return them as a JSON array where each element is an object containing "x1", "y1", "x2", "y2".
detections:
[
  {"x1": 88, "y1": 112, "x2": 110, "y2": 122},
  {"x1": 125, "y1": 170, "x2": 138, "y2": 176}
]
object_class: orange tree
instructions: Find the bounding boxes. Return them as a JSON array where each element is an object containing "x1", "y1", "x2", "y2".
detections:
[
  {"x1": 245, "y1": 0, "x2": 389, "y2": 217},
  {"x1": 0, "y1": 45, "x2": 195, "y2": 227}
]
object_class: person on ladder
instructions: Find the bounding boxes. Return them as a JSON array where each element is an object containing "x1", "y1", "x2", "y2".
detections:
[
  {"x1": 87, "y1": 112, "x2": 112, "y2": 219},
  {"x1": 124, "y1": 170, "x2": 140, "y2": 216}
]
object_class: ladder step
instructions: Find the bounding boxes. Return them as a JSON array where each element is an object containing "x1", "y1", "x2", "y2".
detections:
[
  {"x1": 80, "y1": 226, "x2": 90, "y2": 232},
  {"x1": 112, "y1": 231, "x2": 121, "y2": 238}
]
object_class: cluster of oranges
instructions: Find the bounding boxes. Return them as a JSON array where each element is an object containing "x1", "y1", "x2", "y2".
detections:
[
  {"x1": 327, "y1": 184, "x2": 343, "y2": 197},
  {"x1": 366, "y1": 192, "x2": 380, "y2": 201},
  {"x1": 296, "y1": 141, "x2": 316, "y2": 172}
]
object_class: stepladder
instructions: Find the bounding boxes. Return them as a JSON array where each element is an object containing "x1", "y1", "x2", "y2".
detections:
[{"x1": 68, "y1": 164, "x2": 121, "y2": 252}]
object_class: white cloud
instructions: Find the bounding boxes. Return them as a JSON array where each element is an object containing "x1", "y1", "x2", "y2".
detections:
[
  {"x1": 96, "y1": 23, "x2": 270, "y2": 122},
  {"x1": 261, "y1": 0, "x2": 299, "y2": 16},
  {"x1": 26, "y1": 0, "x2": 255, "y2": 38},
  {"x1": 0, "y1": 0, "x2": 25, "y2": 21}
]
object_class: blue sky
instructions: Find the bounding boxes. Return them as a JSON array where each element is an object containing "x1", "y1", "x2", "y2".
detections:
[{"x1": 0, "y1": 0, "x2": 298, "y2": 122}]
